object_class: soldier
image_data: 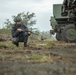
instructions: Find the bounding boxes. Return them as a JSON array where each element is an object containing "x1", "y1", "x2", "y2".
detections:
[{"x1": 12, "y1": 17, "x2": 31, "y2": 47}]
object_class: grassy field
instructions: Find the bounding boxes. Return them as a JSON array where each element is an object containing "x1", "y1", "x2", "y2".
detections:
[
  {"x1": 0, "y1": 40, "x2": 76, "y2": 75},
  {"x1": 0, "y1": 40, "x2": 56, "y2": 63}
]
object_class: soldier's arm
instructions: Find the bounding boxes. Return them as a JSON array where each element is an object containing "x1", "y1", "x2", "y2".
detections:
[
  {"x1": 21, "y1": 25, "x2": 28, "y2": 32},
  {"x1": 12, "y1": 27, "x2": 20, "y2": 37}
]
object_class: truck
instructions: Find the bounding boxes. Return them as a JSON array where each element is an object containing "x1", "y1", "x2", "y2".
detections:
[{"x1": 50, "y1": 0, "x2": 76, "y2": 42}]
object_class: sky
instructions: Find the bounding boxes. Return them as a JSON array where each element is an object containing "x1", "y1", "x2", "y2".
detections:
[{"x1": 0, "y1": 0, "x2": 63, "y2": 31}]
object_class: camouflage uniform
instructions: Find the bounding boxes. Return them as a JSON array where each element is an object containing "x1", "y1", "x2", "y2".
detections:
[{"x1": 12, "y1": 24, "x2": 29, "y2": 47}]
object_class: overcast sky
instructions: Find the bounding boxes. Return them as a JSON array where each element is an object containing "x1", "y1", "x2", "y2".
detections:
[{"x1": 0, "y1": 0, "x2": 63, "y2": 31}]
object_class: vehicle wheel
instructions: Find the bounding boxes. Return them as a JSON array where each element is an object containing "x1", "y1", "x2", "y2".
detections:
[
  {"x1": 56, "y1": 32, "x2": 62, "y2": 41},
  {"x1": 62, "y1": 25, "x2": 76, "y2": 42}
]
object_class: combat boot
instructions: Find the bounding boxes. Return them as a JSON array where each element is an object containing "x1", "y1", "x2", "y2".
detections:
[
  {"x1": 24, "y1": 42, "x2": 28, "y2": 47},
  {"x1": 15, "y1": 43, "x2": 19, "y2": 47}
]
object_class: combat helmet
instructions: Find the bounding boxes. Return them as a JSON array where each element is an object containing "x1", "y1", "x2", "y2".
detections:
[{"x1": 14, "y1": 16, "x2": 22, "y2": 22}]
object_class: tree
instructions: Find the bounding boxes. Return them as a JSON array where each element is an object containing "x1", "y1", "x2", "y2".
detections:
[
  {"x1": 4, "y1": 19, "x2": 13, "y2": 29},
  {"x1": 4, "y1": 12, "x2": 36, "y2": 29}
]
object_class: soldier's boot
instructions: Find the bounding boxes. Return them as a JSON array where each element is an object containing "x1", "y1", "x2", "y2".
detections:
[
  {"x1": 15, "y1": 43, "x2": 19, "y2": 47},
  {"x1": 24, "y1": 42, "x2": 27, "y2": 47},
  {"x1": 13, "y1": 42, "x2": 19, "y2": 47}
]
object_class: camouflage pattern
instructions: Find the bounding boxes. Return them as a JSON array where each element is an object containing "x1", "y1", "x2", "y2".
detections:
[
  {"x1": 14, "y1": 16, "x2": 22, "y2": 22},
  {"x1": 12, "y1": 24, "x2": 28, "y2": 46}
]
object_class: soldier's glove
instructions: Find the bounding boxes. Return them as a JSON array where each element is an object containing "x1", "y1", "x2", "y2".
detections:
[
  {"x1": 28, "y1": 32, "x2": 31, "y2": 36},
  {"x1": 17, "y1": 28, "x2": 23, "y2": 32}
]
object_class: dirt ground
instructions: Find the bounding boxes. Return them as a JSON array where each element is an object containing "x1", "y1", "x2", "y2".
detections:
[{"x1": 0, "y1": 41, "x2": 76, "y2": 75}]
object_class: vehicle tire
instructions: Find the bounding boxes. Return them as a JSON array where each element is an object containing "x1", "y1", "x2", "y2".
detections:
[
  {"x1": 56, "y1": 32, "x2": 62, "y2": 41},
  {"x1": 62, "y1": 25, "x2": 76, "y2": 42}
]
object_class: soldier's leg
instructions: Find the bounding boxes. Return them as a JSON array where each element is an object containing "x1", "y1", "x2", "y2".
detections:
[
  {"x1": 23, "y1": 32, "x2": 29, "y2": 47},
  {"x1": 24, "y1": 35, "x2": 28, "y2": 47},
  {"x1": 12, "y1": 38, "x2": 19, "y2": 47}
]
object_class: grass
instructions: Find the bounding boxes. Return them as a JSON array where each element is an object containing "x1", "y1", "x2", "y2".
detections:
[
  {"x1": 45, "y1": 41, "x2": 55, "y2": 49},
  {"x1": 0, "y1": 51, "x2": 52, "y2": 62},
  {"x1": 29, "y1": 53, "x2": 52, "y2": 63},
  {"x1": 0, "y1": 40, "x2": 55, "y2": 62},
  {"x1": 0, "y1": 39, "x2": 56, "y2": 49},
  {"x1": 0, "y1": 43, "x2": 8, "y2": 49}
]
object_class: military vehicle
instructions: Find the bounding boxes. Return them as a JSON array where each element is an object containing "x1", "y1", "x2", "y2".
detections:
[{"x1": 50, "y1": 0, "x2": 76, "y2": 42}]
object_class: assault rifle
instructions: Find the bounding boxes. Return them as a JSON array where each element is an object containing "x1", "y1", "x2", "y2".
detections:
[{"x1": 20, "y1": 26, "x2": 38, "y2": 35}]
